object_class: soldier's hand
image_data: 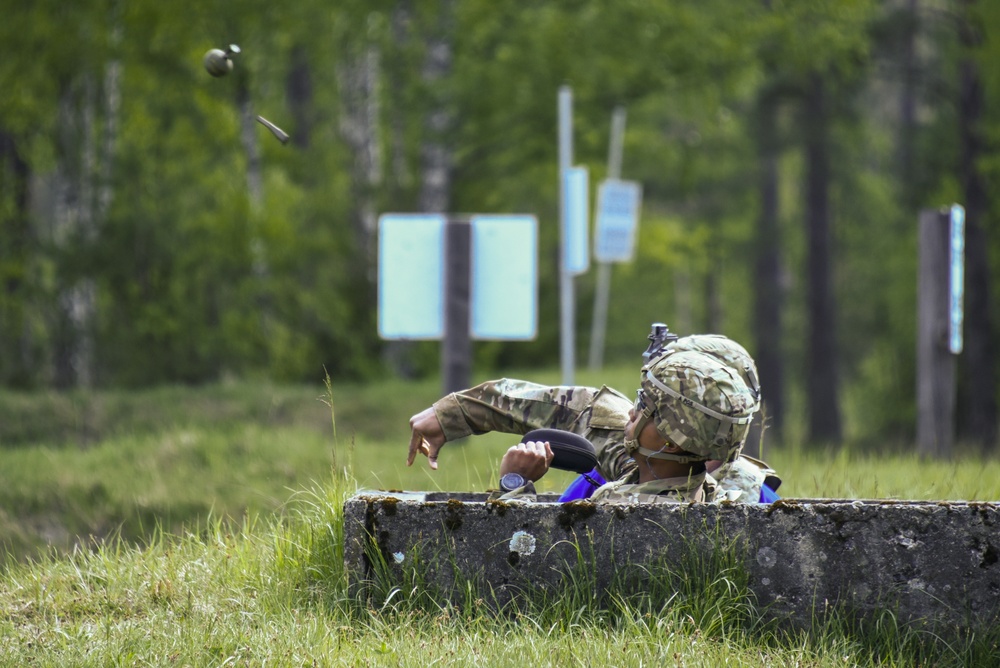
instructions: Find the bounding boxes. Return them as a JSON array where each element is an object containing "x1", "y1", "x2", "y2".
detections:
[
  {"x1": 499, "y1": 440, "x2": 553, "y2": 482},
  {"x1": 408, "y1": 407, "x2": 446, "y2": 469}
]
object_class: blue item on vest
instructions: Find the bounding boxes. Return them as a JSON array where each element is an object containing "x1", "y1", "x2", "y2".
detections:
[
  {"x1": 759, "y1": 483, "x2": 780, "y2": 503},
  {"x1": 558, "y1": 468, "x2": 606, "y2": 502},
  {"x1": 559, "y1": 470, "x2": 780, "y2": 504}
]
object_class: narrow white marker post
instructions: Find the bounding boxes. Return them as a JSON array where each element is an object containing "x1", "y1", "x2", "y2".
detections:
[
  {"x1": 948, "y1": 204, "x2": 965, "y2": 355},
  {"x1": 589, "y1": 106, "x2": 626, "y2": 370},
  {"x1": 558, "y1": 86, "x2": 575, "y2": 385}
]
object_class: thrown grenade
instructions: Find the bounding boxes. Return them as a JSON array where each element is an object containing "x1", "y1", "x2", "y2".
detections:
[{"x1": 203, "y1": 44, "x2": 240, "y2": 77}]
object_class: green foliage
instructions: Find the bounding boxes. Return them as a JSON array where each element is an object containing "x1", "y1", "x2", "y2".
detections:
[{"x1": 0, "y1": 0, "x2": 998, "y2": 450}]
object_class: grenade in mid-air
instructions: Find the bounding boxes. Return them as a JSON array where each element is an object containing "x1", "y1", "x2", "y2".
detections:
[{"x1": 203, "y1": 44, "x2": 240, "y2": 77}]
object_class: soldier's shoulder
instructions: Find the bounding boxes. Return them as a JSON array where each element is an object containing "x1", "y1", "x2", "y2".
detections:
[{"x1": 589, "y1": 385, "x2": 631, "y2": 429}]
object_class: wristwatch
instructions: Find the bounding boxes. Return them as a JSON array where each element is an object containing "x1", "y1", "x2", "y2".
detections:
[{"x1": 499, "y1": 472, "x2": 527, "y2": 492}]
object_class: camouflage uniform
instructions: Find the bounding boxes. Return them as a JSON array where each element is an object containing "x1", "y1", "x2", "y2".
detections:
[{"x1": 433, "y1": 379, "x2": 715, "y2": 503}]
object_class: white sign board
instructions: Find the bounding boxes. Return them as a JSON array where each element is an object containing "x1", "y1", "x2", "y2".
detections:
[
  {"x1": 563, "y1": 166, "x2": 589, "y2": 275},
  {"x1": 470, "y1": 215, "x2": 538, "y2": 340},
  {"x1": 377, "y1": 214, "x2": 445, "y2": 339},
  {"x1": 593, "y1": 179, "x2": 642, "y2": 263},
  {"x1": 949, "y1": 204, "x2": 965, "y2": 355}
]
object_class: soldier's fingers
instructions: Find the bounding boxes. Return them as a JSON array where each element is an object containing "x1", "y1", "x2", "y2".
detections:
[
  {"x1": 427, "y1": 443, "x2": 441, "y2": 470},
  {"x1": 407, "y1": 430, "x2": 424, "y2": 467},
  {"x1": 543, "y1": 441, "x2": 554, "y2": 464},
  {"x1": 527, "y1": 440, "x2": 543, "y2": 456}
]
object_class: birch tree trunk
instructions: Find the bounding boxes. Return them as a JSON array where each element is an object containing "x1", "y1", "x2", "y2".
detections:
[
  {"x1": 338, "y1": 46, "x2": 383, "y2": 262},
  {"x1": 389, "y1": 2, "x2": 414, "y2": 196},
  {"x1": 238, "y1": 74, "x2": 264, "y2": 211},
  {"x1": 42, "y1": 10, "x2": 123, "y2": 390},
  {"x1": 417, "y1": 0, "x2": 455, "y2": 215}
]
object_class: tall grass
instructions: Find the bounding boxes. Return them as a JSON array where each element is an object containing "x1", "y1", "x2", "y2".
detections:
[
  {"x1": 2, "y1": 376, "x2": 1000, "y2": 664},
  {"x1": 3, "y1": 469, "x2": 998, "y2": 666}
]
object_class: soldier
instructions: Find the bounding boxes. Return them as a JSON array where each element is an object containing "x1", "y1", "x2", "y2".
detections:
[{"x1": 407, "y1": 338, "x2": 778, "y2": 503}]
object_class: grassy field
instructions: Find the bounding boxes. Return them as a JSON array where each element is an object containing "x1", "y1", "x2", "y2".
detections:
[{"x1": 1, "y1": 370, "x2": 999, "y2": 665}]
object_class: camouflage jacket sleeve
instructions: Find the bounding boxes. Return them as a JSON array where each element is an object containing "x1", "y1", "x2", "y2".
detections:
[
  {"x1": 433, "y1": 378, "x2": 637, "y2": 481},
  {"x1": 432, "y1": 379, "x2": 602, "y2": 441}
]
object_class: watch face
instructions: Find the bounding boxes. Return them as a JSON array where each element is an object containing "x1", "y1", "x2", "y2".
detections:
[{"x1": 500, "y1": 472, "x2": 527, "y2": 492}]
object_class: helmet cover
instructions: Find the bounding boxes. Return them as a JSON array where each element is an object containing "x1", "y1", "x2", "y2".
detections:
[
  {"x1": 664, "y1": 334, "x2": 761, "y2": 411},
  {"x1": 639, "y1": 350, "x2": 756, "y2": 461}
]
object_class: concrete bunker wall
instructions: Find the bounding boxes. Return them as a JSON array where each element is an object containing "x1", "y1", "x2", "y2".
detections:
[{"x1": 344, "y1": 492, "x2": 1000, "y2": 628}]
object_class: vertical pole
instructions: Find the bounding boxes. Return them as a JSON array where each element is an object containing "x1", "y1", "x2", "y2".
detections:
[
  {"x1": 916, "y1": 208, "x2": 955, "y2": 458},
  {"x1": 442, "y1": 218, "x2": 471, "y2": 395},
  {"x1": 558, "y1": 86, "x2": 575, "y2": 385},
  {"x1": 589, "y1": 106, "x2": 626, "y2": 370}
]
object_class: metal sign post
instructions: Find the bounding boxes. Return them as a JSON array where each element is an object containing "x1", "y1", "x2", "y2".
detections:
[
  {"x1": 442, "y1": 219, "x2": 472, "y2": 394},
  {"x1": 588, "y1": 107, "x2": 625, "y2": 371},
  {"x1": 590, "y1": 108, "x2": 643, "y2": 370},
  {"x1": 558, "y1": 86, "x2": 575, "y2": 385}
]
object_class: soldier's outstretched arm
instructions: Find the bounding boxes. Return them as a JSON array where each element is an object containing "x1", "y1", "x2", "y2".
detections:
[{"x1": 408, "y1": 379, "x2": 601, "y2": 470}]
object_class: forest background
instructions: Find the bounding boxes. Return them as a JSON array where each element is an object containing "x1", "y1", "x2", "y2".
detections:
[{"x1": 1, "y1": 0, "x2": 998, "y2": 451}]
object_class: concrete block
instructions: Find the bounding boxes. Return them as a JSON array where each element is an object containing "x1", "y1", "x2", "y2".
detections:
[{"x1": 343, "y1": 491, "x2": 1000, "y2": 628}]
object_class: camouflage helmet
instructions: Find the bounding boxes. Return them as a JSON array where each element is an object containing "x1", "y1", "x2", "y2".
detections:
[
  {"x1": 663, "y1": 334, "x2": 761, "y2": 412},
  {"x1": 628, "y1": 350, "x2": 756, "y2": 463}
]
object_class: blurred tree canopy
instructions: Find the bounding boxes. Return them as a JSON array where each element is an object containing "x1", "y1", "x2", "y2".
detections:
[{"x1": 0, "y1": 0, "x2": 997, "y2": 448}]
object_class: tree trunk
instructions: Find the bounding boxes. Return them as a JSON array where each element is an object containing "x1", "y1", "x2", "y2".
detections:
[
  {"x1": 705, "y1": 251, "x2": 722, "y2": 333},
  {"x1": 417, "y1": 0, "x2": 455, "y2": 215},
  {"x1": 47, "y1": 29, "x2": 122, "y2": 389},
  {"x1": 389, "y1": 2, "x2": 414, "y2": 196},
  {"x1": 956, "y1": 0, "x2": 997, "y2": 449},
  {"x1": 0, "y1": 130, "x2": 34, "y2": 387},
  {"x1": 803, "y1": 73, "x2": 842, "y2": 444},
  {"x1": 237, "y1": 75, "x2": 263, "y2": 210},
  {"x1": 896, "y1": 0, "x2": 919, "y2": 199},
  {"x1": 673, "y1": 268, "x2": 692, "y2": 335},
  {"x1": 52, "y1": 75, "x2": 103, "y2": 389},
  {"x1": 286, "y1": 45, "x2": 313, "y2": 150},
  {"x1": 338, "y1": 46, "x2": 383, "y2": 260},
  {"x1": 753, "y1": 88, "x2": 785, "y2": 439}
]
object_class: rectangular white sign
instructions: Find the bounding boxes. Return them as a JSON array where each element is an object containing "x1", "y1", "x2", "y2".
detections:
[
  {"x1": 377, "y1": 214, "x2": 446, "y2": 339},
  {"x1": 470, "y1": 215, "x2": 538, "y2": 340},
  {"x1": 594, "y1": 179, "x2": 642, "y2": 263},
  {"x1": 563, "y1": 166, "x2": 590, "y2": 275},
  {"x1": 949, "y1": 204, "x2": 965, "y2": 355}
]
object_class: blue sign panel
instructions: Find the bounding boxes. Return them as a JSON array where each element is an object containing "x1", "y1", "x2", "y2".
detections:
[
  {"x1": 470, "y1": 215, "x2": 538, "y2": 340},
  {"x1": 594, "y1": 179, "x2": 642, "y2": 263},
  {"x1": 949, "y1": 204, "x2": 965, "y2": 355},
  {"x1": 563, "y1": 166, "x2": 589, "y2": 275},
  {"x1": 377, "y1": 214, "x2": 446, "y2": 339}
]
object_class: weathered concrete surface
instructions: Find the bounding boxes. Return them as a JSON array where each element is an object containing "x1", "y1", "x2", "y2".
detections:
[{"x1": 344, "y1": 491, "x2": 1000, "y2": 628}]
